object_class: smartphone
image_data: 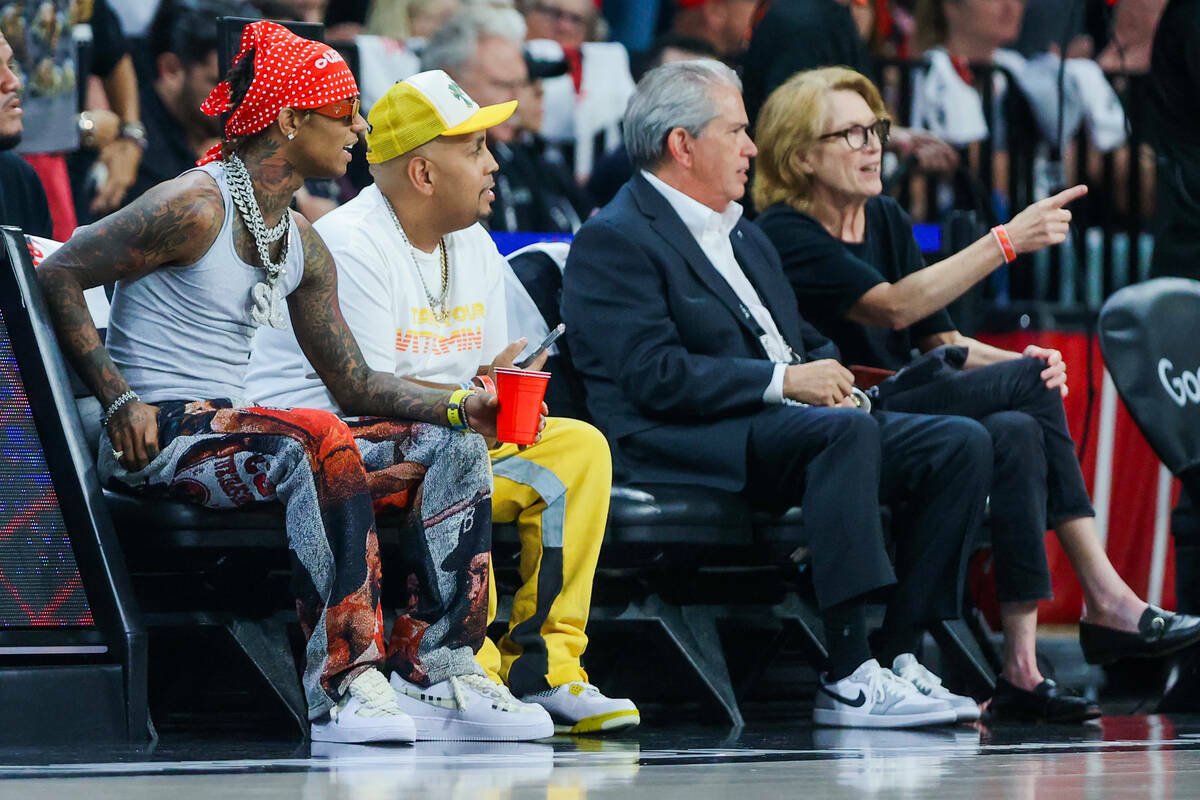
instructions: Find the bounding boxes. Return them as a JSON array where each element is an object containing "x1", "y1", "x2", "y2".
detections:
[{"x1": 516, "y1": 323, "x2": 566, "y2": 369}]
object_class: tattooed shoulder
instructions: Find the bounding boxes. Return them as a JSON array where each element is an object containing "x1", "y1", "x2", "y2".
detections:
[{"x1": 38, "y1": 172, "x2": 226, "y2": 289}]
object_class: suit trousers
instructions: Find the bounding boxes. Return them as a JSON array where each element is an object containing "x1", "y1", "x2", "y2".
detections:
[
  {"x1": 744, "y1": 406, "x2": 992, "y2": 622},
  {"x1": 880, "y1": 357, "x2": 1095, "y2": 603}
]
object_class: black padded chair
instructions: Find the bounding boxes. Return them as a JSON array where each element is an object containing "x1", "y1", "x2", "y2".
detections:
[{"x1": 1100, "y1": 279, "x2": 1200, "y2": 608}]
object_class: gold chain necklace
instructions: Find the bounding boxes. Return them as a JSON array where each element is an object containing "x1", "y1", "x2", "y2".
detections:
[{"x1": 382, "y1": 194, "x2": 451, "y2": 323}]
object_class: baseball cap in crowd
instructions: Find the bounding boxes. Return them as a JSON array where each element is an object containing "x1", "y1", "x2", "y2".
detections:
[
  {"x1": 365, "y1": 69, "x2": 517, "y2": 164},
  {"x1": 524, "y1": 48, "x2": 569, "y2": 81}
]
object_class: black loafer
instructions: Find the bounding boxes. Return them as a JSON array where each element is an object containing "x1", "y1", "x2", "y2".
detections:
[
  {"x1": 988, "y1": 677, "x2": 1101, "y2": 723},
  {"x1": 1079, "y1": 606, "x2": 1200, "y2": 665}
]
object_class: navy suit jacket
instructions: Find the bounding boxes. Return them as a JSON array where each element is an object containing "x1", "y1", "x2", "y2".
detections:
[{"x1": 561, "y1": 173, "x2": 840, "y2": 491}]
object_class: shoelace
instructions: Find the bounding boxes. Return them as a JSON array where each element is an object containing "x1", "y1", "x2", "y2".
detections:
[
  {"x1": 343, "y1": 669, "x2": 405, "y2": 719},
  {"x1": 866, "y1": 667, "x2": 918, "y2": 704},
  {"x1": 899, "y1": 661, "x2": 945, "y2": 695},
  {"x1": 448, "y1": 673, "x2": 528, "y2": 713}
]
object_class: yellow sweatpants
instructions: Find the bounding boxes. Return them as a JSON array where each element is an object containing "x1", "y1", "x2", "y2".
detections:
[{"x1": 476, "y1": 417, "x2": 611, "y2": 696}]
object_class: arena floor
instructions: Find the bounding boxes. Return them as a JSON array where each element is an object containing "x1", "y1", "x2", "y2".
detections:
[{"x1": 1, "y1": 714, "x2": 1198, "y2": 799}]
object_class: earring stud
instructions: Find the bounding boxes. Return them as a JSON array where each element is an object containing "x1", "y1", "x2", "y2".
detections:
[{"x1": 287, "y1": 132, "x2": 295, "y2": 140}]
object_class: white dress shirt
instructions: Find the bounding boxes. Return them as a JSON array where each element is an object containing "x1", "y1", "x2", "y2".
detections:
[{"x1": 641, "y1": 170, "x2": 791, "y2": 403}]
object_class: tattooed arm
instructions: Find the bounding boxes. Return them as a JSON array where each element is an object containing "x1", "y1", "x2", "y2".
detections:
[
  {"x1": 36, "y1": 173, "x2": 225, "y2": 469},
  {"x1": 288, "y1": 220, "x2": 512, "y2": 437}
]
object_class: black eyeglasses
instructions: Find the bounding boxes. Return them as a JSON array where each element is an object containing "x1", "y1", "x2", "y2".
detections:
[
  {"x1": 530, "y1": 2, "x2": 590, "y2": 27},
  {"x1": 818, "y1": 119, "x2": 891, "y2": 150}
]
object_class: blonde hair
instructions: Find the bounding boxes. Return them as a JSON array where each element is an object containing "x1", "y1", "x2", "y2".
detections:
[{"x1": 751, "y1": 66, "x2": 891, "y2": 214}]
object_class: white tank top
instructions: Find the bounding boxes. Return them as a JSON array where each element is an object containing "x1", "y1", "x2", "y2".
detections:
[{"x1": 105, "y1": 161, "x2": 305, "y2": 403}]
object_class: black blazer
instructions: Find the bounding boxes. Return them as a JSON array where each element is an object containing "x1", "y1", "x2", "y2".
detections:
[{"x1": 561, "y1": 173, "x2": 839, "y2": 491}]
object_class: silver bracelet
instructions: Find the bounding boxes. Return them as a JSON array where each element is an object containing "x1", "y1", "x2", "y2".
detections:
[{"x1": 102, "y1": 390, "x2": 139, "y2": 426}]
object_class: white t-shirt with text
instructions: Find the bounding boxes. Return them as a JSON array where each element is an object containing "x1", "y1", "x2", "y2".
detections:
[{"x1": 246, "y1": 183, "x2": 509, "y2": 414}]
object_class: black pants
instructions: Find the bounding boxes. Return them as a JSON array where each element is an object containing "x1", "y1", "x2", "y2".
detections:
[
  {"x1": 880, "y1": 357, "x2": 1095, "y2": 603},
  {"x1": 744, "y1": 405, "x2": 992, "y2": 623}
]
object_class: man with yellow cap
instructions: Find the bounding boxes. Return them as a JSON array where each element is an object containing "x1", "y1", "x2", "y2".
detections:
[
  {"x1": 248, "y1": 69, "x2": 640, "y2": 735},
  {"x1": 35, "y1": 21, "x2": 550, "y2": 744}
]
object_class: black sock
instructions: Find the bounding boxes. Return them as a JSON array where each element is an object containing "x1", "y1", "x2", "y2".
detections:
[
  {"x1": 872, "y1": 607, "x2": 923, "y2": 668},
  {"x1": 823, "y1": 600, "x2": 871, "y2": 682}
]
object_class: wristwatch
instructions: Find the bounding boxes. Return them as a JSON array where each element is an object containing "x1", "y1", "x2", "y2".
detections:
[{"x1": 118, "y1": 120, "x2": 148, "y2": 151}]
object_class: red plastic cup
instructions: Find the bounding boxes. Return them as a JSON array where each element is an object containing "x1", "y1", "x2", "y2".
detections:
[{"x1": 494, "y1": 367, "x2": 550, "y2": 445}]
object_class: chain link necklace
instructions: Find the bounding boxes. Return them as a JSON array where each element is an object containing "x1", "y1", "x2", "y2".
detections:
[
  {"x1": 381, "y1": 193, "x2": 451, "y2": 323},
  {"x1": 224, "y1": 154, "x2": 289, "y2": 328}
]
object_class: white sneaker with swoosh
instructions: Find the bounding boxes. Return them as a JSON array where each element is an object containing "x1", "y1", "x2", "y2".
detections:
[
  {"x1": 814, "y1": 659, "x2": 958, "y2": 728},
  {"x1": 892, "y1": 653, "x2": 982, "y2": 722}
]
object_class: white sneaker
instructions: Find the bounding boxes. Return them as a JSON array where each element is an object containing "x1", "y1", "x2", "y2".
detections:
[
  {"x1": 310, "y1": 668, "x2": 417, "y2": 744},
  {"x1": 521, "y1": 681, "x2": 641, "y2": 734},
  {"x1": 390, "y1": 672, "x2": 554, "y2": 741},
  {"x1": 892, "y1": 653, "x2": 982, "y2": 722},
  {"x1": 813, "y1": 659, "x2": 958, "y2": 729}
]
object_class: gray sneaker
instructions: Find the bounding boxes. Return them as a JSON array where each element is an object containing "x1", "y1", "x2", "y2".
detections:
[
  {"x1": 892, "y1": 653, "x2": 982, "y2": 722},
  {"x1": 814, "y1": 659, "x2": 958, "y2": 729}
]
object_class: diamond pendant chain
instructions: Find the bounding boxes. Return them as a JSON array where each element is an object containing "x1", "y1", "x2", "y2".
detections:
[
  {"x1": 381, "y1": 194, "x2": 451, "y2": 323},
  {"x1": 224, "y1": 154, "x2": 289, "y2": 282}
]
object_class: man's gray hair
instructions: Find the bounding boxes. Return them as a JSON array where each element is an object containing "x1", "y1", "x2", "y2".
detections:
[
  {"x1": 420, "y1": 8, "x2": 526, "y2": 74},
  {"x1": 623, "y1": 59, "x2": 743, "y2": 169}
]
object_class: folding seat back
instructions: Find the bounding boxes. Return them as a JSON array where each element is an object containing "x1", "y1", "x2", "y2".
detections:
[{"x1": 1099, "y1": 278, "x2": 1200, "y2": 503}]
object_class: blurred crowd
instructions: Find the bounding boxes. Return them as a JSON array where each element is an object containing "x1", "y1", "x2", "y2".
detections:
[{"x1": 0, "y1": 0, "x2": 1168, "y2": 238}]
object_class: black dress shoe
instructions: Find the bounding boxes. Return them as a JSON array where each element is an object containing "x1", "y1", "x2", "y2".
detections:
[
  {"x1": 988, "y1": 677, "x2": 1101, "y2": 723},
  {"x1": 1079, "y1": 606, "x2": 1200, "y2": 665}
]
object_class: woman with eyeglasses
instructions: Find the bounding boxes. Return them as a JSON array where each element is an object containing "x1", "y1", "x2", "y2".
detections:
[{"x1": 753, "y1": 66, "x2": 1200, "y2": 723}]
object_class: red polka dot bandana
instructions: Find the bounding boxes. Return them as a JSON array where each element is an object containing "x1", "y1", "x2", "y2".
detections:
[{"x1": 196, "y1": 20, "x2": 359, "y2": 165}]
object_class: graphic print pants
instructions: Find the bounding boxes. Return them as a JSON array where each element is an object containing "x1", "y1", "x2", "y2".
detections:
[{"x1": 99, "y1": 400, "x2": 492, "y2": 720}]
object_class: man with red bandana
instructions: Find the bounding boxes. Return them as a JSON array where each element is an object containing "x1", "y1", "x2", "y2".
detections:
[{"x1": 35, "y1": 20, "x2": 552, "y2": 743}]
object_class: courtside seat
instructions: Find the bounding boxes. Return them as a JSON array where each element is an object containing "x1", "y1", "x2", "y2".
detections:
[{"x1": 606, "y1": 485, "x2": 753, "y2": 549}]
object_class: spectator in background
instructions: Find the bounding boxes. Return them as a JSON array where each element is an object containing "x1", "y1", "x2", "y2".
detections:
[
  {"x1": 1150, "y1": 0, "x2": 1200, "y2": 280},
  {"x1": 423, "y1": 9, "x2": 590, "y2": 232},
  {"x1": 367, "y1": 0, "x2": 463, "y2": 41},
  {"x1": 519, "y1": 0, "x2": 636, "y2": 183},
  {"x1": 130, "y1": 0, "x2": 260, "y2": 205},
  {"x1": 910, "y1": 0, "x2": 1126, "y2": 156},
  {"x1": 253, "y1": 0, "x2": 327, "y2": 23},
  {"x1": 669, "y1": 0, "x2": 759, "y2": 60},
  {"x1": 588, "y1": 35, "x2": 718, "y2": 208},
  {"x1": 742, "y1": 0, "x2": 876, "y2": 124},
  {"x1": 742, "y1": 0, "x2": 957, "y2": 180},
  {"x1": 1096, "y1": 0, "x2": 1166, "y2": 73},
  {"x1": 8, "y1": 0, "x2": 146, "y2": 237},
  {"x1": 0, "y1": 30, "x2": 53, "y2": 237}
]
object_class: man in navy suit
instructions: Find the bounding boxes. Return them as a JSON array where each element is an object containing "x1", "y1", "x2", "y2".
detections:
[{"x1": 562, "y1": 60, "x2": 992, "y2": 728}]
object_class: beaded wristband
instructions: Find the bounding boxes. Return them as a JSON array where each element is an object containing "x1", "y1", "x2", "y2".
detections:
[
  {"x1": 991, "y1": 224, "x2": 1017, "y2": 264},
  {"x1": 102, "y1": 390, "x2": 139, "y2": 427},
  {"x1": 471, "y1": 374, "x2": 496, "y2": 395},
  {"x1": 447, "y1": 388, "x2": 476, "y2": 432}
]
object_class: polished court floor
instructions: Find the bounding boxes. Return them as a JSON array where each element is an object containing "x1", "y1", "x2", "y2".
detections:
[{"x1": 3, "y1": 715, "x2": 1200, "y2": 798}]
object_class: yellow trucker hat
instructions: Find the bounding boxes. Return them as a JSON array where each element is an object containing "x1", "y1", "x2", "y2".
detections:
[{"x1": 365, "y1": 69, "x2": 518, "y2": 164}]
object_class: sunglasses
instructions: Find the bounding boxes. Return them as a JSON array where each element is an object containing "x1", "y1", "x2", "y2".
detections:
[{"x1": 310, "y1": 96, "x2": 360, "y2": 123}]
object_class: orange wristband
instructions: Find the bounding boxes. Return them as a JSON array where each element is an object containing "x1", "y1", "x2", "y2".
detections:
[{"x1": 991, "y1": 224, "x2": 1017, "y2": 264}]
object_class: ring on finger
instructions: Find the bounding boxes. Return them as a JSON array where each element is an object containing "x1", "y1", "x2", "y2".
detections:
[{"x1": 111, "y1": 449, "x2": 124, "y2": 459}]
